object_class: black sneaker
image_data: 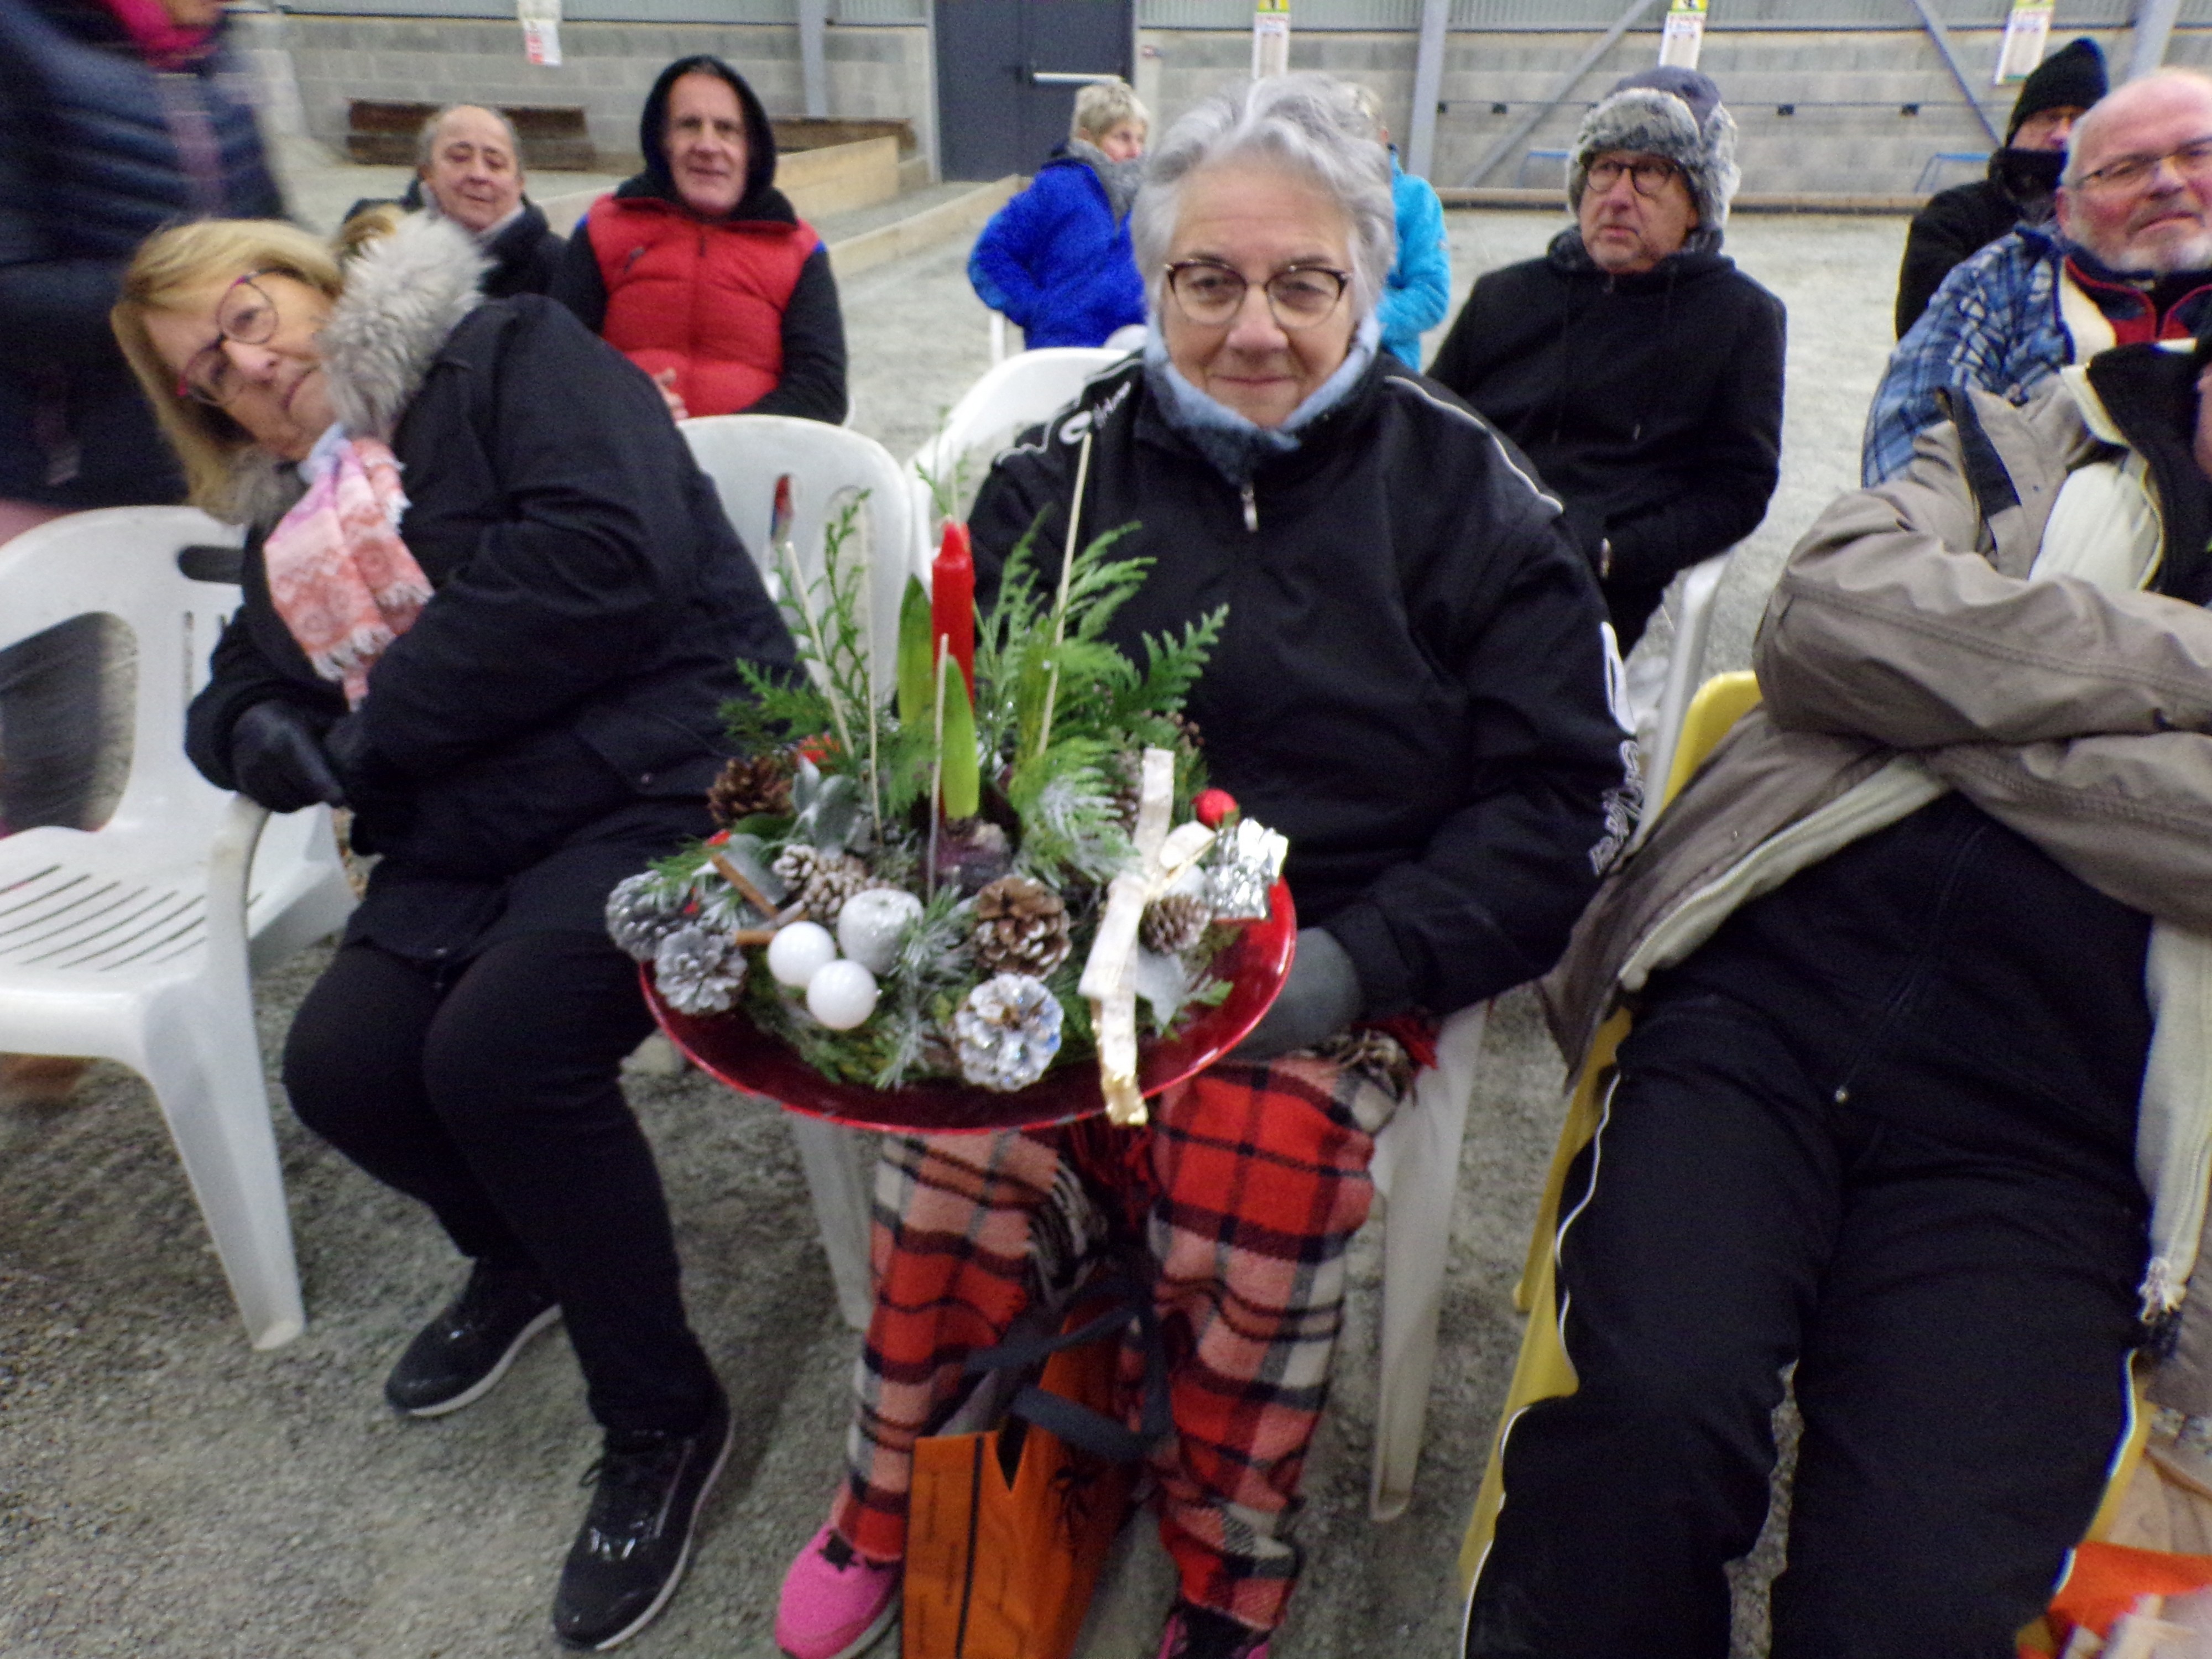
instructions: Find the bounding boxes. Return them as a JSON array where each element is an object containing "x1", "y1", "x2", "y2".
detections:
[
  {"x1": 383, "y1": 1260, "x2": 561, "y2": 1417},
  {"x1": 552, "y1": 1385, "x2": 732, "y2": 1651},
  {"x1": 1160, "y1": 1602, "x2": 1272, "y2": 1659}
]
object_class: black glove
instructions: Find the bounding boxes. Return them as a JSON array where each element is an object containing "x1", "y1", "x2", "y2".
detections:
[
  {"x1": 227, "y1": 701, "x2": 345, "y2": 813},
  {"x1": 321, "y1": 712, "x2": 377, "y2": 791},
  {"x1": 1232, "y1": 927, "x2": 1365, "y2": 1061}
]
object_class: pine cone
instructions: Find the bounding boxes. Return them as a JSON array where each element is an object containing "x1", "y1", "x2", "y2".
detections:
[
  {"x1": 1105, "y1": 751, "x2": 1145, "y2": 831},
  {"x1": 708, "y1": 752, "x2": 794, "y2": 826},
  {"x1": 606, "y1": 872, "x2": 691, "y2": 963},
  {"x1": 1140, "y1": 891, "x2": 1211, "y2": 957},
  {"x1": 952, "y1": 973, "x2": 1066, "y2": 1092},
  {"x1": 1168, "y1": 710, "x2": 1203, "y2": 753},
  {"x1": 773, "y1": 843, "x2": 875, "y2": 926},
  {"x1": 972, "y1": 875, "x2": 1072, "y2": 976}
]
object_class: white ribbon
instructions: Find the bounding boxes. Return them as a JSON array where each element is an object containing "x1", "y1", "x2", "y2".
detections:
[{"x1": 1078, "y1": 746, "x2": 1215, "y2": 1126}]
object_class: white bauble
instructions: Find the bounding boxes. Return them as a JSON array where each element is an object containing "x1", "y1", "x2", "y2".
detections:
[
  {"x1": 766, "y1": 920, "x2": 838, "y2": 989},
  {"x1": 837, "y1": 888, "x2": 925, "y2": 975},
  {"x1": 806, "y1": 959, "x2": 880, "y2": 1030}
]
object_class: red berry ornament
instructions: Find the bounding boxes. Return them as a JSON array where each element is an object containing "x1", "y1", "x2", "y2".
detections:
[{"x1": 1194, "y1": 788, "x2": 1237, "y2": 828}]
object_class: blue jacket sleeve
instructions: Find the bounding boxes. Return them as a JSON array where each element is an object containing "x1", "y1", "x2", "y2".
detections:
[
  {"x1": 968, "y1": 181, "x2": 1054, "y2": 328},
  {"x1": 1378, "y1": 171, "x2": 1452, "y2": 352}
]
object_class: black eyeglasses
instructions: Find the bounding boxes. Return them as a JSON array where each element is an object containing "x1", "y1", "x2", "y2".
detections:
[
  {"x1": 1585, "y1": 155, "x2": 1681, "y2": 198},
  {"x1": 176, "y1": 271, "x2": 283, "y2": 406},
  {"x1": 2074, "y1": 136, "x2": 2212, "y2": 194},
  {"x1": 1163, "y1": 259, "x2": 1351, "y2": 330}
]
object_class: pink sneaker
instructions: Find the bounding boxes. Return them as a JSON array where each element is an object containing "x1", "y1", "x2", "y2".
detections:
[
  {"x1": 775, "y1": 1524, "x2": 900, "y2": 1659},
  {"x1": 1157, "y1": 1602, "x2": 1271, "y2": 1659}
]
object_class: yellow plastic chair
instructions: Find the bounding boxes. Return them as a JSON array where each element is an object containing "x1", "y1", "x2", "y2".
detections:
[{"x1": 1455, "y1": 670, "x2": 2151, "y2": 1642}]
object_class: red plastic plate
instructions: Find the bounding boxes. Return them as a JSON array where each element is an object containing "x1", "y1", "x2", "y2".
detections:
[{"x1": 646, "y1": 881, "x2": 1297, "y2": 1132}]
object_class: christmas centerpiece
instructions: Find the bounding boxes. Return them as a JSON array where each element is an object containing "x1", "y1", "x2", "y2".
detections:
[{"x1": 607, "y1": 483, "x2": 1293, "y2": 1133}]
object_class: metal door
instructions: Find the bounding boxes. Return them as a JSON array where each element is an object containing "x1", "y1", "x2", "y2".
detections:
[{"x1": 934, "y1": 0, "x2": 1134, "y2": 181}]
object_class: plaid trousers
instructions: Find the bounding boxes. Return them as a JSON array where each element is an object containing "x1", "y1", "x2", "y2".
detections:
[{"x1": 830, "y1": 1052, "x2": 1399, "y2": 1633}]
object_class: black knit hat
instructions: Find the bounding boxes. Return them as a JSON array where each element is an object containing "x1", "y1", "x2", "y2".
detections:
[{"x1": 2008, "y1": 38, "x2": 2107, "y2": 143}]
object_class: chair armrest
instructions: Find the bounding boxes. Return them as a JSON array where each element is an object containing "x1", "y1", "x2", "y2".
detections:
[{"x1": 205, "y1": 795, "x2": 271, "y2": 988}]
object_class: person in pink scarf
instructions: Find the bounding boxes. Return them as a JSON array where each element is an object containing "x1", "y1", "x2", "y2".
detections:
[{"x1": 112, "y1": 213, "x2": 796, "y2": 1651}]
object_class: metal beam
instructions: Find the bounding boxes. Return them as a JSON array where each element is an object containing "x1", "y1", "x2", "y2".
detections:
[
  {"x1": 798, "y1": 0, "x2": 830, "y2": 119},
  {"x1": 2130, "y1": 0, "x2": 2182, "y2": 81},
  {"x1": 1459, "y1": 0, "x2": 1663, "y2": 189},
  {"x1": 1406, "y1": 0, "x2": 1450, "y2": 182},
  {"x1": 1905, "y1": 0, "x2": 2001, "y2": 149}
]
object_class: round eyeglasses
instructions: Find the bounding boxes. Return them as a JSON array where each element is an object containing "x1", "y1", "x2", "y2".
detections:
[
  {"x1": 1163, "y1": 259, "x2": 1351, "y2": 330},
  {"x1": 1584, "y1": 156, "x2": 1681, "y2": 199},
  {"x1": 176, "y1": 271, "x2": 284, "y2": 407}
]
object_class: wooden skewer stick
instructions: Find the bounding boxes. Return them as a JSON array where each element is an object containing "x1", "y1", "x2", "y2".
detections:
[
  {"x1": 1035, "y1": 425, "x2": 1094, "y2": 759},
  {"x1": 709, "y1": 852, "x2": 781, "y2": 920}
]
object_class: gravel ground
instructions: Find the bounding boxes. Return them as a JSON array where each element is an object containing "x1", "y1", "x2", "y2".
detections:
[{"x1": 0, "y1": 205, "x2": 1903, "y2": 1659}]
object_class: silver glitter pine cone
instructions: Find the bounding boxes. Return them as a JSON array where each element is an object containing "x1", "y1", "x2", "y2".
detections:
[
  {"x1": 952, "y1": 973, "x2": 1066, "y2": 1092},
  {"x1": 606, "y1": 872, "x2": 690, "y2": 963},
  {"x1": 653, "y1": 923, "x2": 747, "y2": 1016}
]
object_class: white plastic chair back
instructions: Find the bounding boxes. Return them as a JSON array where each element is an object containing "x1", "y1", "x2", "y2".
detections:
[
  {"x1": 1366, "y1": 1000, "x2": 1490, "y2": 1520},
  {"x1": 677, "y1": 417, "x2": 914, "y2": 1332},
  {"x1": 908, "y1": 347, "x2": 1126, "y2": 538},
  {"x1": 681, "y1": 414, "x2": 919, "y2": 695},
  {"x1": 0, "y1": 507, "x2": 330, "y2": 1349},
  {"x1": 1638, "y1": 550, "x2": 1734, "y2": 842}
]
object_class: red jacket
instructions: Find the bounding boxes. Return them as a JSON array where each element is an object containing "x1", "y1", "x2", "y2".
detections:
[{"x1": 587, "y1": 193, "x2": 819, "y2": 418}]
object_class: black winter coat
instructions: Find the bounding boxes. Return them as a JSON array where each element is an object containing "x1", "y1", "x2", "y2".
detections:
[
  {"x1": 1892, "y1": 149, "x2": 2061, "y2": 338},
  {"x1": 970, "y1": 354, "x2": 1632, "y2": 1019},
  {"x1": 1427, "y1": 230, "x2": 1786, "y2": 651},
  {"x1": 0, "y1": 0, "x2": 283, "y2": 508},
  {"x1": 186, "y1": 287, "x2": 796, "y2": 962}
]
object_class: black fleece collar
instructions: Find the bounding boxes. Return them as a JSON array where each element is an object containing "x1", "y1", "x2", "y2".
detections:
[{"x1": 2085, "y1": 343, "x2": 2212, "y2": 604}]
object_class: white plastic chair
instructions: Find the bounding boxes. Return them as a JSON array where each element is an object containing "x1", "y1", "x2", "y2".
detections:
[
  {"x1": 1639, "y1": 549, "x2": 1734, "y2": 834},
  {"x1": 680, "y1": 414, "x2": 923, "y2": 1332},
  {"x1": 1366, "y1": 1000, "x2": 1490, "y2": 1520},
  {"x1": 908, "y1": 347, "x2": 1126, "y2": 540},
  {"x1": 0, "y1": 508, "x2": 355, "y2": 1350}
]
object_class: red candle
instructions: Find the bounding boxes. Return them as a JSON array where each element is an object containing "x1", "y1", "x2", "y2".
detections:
[{"x1": 931, "y1": 520, "x2": 976, "y2": 696}]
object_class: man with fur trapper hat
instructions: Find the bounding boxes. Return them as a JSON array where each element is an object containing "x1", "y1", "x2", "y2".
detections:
[
  {"x1": 1892, "y1": 37, "x2": 2105, "y2": 337},
  {"x1": 1429, "y1": 67, "x2": 1785, "y2": 655}
]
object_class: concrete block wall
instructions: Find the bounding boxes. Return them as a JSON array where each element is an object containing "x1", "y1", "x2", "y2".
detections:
[
  {"x1": 1135, "y1": 23, "x2": 2188, "y2": 196},
  {"x1": 269, "y1": 13, "x2": 933, "y2": 178}
]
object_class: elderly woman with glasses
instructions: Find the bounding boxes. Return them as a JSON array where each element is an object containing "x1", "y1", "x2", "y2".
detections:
[
  {"x1": 772, "y1": 75, "x2": 1630, "y2": 1659},
  {"x1": 111, "y1": 213, "x2": 795, "y2": 1651}
]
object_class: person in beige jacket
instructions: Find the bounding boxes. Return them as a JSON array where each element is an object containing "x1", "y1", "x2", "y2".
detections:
[{"x1": 1467, "y1": 335, "x2": 2212, "y2": 1657}]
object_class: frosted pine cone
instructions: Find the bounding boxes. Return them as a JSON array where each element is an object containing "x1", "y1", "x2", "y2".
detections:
[
  {"x1": 1105, "y1": 752, "x2": 1144, "y2": 831},
  {"x1": 708, "y1": 752, "x2": 794, "y2": 825},
  {"x1": 1140, "y1": 891, "x2": 1210, "y2": 957},
  {"x1": 606, "y1": 872, "x2": 690, "y2": 963},
  {"x1": 653, "y1": 924, "x2": 747, "y2": 1016},
  {"x1": 973, "y1": 875, "x2": 1071, "y2": 977},
  {"x1": 773, "y1": 844, "x2": 875, "y2": 926},
  {"x1": 952, "y1": 973, "x2": 1065, "y2": 1092}
]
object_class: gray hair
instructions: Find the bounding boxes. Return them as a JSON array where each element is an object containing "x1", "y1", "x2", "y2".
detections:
[
  {"x1": 1072, "y1": 78, "x2": 1149, "y2": 143},
  {"x1": 1130, "y1": 74, "x2": 1396, "y2": 319},
  {"x1": 416, "y1": 103, "x2": 524, "y2": 173},
  {"x1": 2060, "y1": 68, "x2": 2212, "y2": 190}
]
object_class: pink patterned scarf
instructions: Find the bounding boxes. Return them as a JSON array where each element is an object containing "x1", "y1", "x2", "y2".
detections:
[{"x1": 263, "y1": 432, "x2": 432, "y2": 708}]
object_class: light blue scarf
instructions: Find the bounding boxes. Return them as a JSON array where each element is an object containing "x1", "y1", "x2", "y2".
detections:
[{"x1": 1142, "y1": 311, "x2": 1382, "y2": 486}]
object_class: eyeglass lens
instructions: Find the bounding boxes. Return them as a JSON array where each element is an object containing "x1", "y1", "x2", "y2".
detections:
[
  {"x1": 183, "y1": 276, "x2": 281, "y2": 406},
  {"x1": 1587, "y1": 158, "x2": 1676, "y2": 197},
  {"x1": 2085, "y1": 138, "x2": 2212, "y2": 191}
]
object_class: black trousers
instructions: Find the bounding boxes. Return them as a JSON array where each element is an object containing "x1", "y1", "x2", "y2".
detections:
[
  {"x1": 1465, "y1": 994, "x2": 2148, "y2": 1659},
  {"x1": 283, "y1": 931, "x2": 718, "y2": 1434}
]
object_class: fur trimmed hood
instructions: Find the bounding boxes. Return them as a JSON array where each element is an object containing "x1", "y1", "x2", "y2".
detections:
[
  {"x1": 220, "y1": 213, "x2": 485, "y2": 526},
  {"x1": 1568, "y1": 70, "x2": 1741, "y2": 233}
]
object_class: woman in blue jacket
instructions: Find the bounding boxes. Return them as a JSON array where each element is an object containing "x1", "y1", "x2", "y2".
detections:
[{"x1": 968, "y1": 79, "x2": 1149, "y2": 349}]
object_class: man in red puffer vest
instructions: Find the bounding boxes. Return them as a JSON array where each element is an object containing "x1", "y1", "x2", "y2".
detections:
[{"x1": 553, "y1": 53, "x2": 848, "y2": 424}]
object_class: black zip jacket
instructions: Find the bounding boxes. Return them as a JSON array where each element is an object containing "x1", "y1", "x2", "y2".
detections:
[
  {"x1": 968, "y1": 354, "x2": 1632, "y2": 1018},
  {"x1": 186, "y1": 294, "x2": 795, "y2": 956},
  {"x1": 343, "y1": 185, "x2": 568, "y2": 300},
  {"x1": 1428, "y1": 229, "x2": 1786, "y2": 650}
]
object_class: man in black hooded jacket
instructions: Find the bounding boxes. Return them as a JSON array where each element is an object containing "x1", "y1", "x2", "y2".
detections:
[
  {"x1": 1430, "y1": 67, "x2": 1784, "y2": 654},
  {"x1": 551, "y1": 54, "x2": 847, "y2": 424},
  {"x1": 1892, "y1": 36, "x2": 2107, "y2": 338}
]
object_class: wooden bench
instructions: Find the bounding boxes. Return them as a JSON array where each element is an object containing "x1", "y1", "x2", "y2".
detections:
[{"x1": 346, "y1": 100, "x2": 594, "y2": 172}]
